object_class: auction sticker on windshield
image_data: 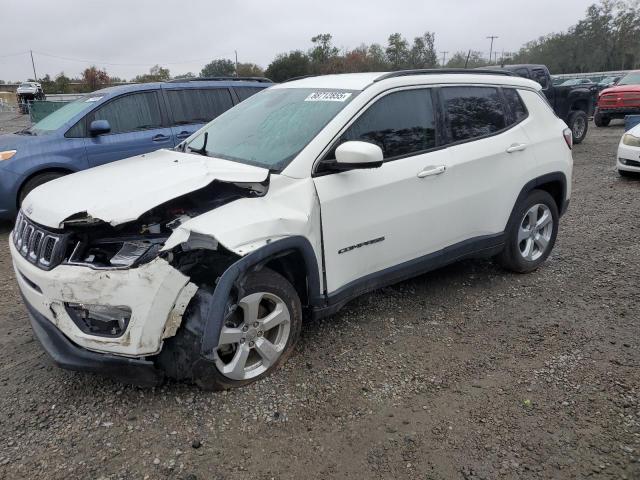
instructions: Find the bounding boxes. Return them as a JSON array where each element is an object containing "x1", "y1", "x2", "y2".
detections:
[{"x1": 305, "y1": 92, "x2": 352, "y2": 102}]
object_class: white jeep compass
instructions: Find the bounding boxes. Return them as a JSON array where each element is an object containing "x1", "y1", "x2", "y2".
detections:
[{"x1": 11, "y1": 70, "x2": 573, "y2": 389}]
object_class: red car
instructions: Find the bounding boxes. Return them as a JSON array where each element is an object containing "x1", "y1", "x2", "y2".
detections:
[{"x1": 594, "y1": 71, "x2": 640, "y2": 126}]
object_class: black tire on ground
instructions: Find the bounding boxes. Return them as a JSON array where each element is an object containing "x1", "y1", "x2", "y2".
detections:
[
  {"x1": 18, "y1": 172, "x2": 67, "y2": 206},
  {"x1": 568, "y1": 110, "x2": 588, "y2": 144},
  {"x1": 593, "y1": 111, "x2": 611, "y2": 127},
  {"x1": 497, "y1": 189, "x2": 559, "y2": 274},
  {"x1": 157, "y1": 268, "x2": 302, "y2": 391}
]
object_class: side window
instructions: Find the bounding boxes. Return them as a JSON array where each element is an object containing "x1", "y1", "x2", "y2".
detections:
[
  {"x1": 166, "y1": 88, "x2": 233, "y2": 125},
  {"x1": 234, "y1": 87, "x2": 263, "y2": 102},
  {"x1": 532, "y1": 69, "x2": 549, "y2": 89},
  {"x1": 333, "y1": 89, "x2": 436, "y2": 160},
  {"x1": 441, "y1": 86, "x2": 507, "y2": 143},
  {"x1": 88, "y1": 92, "x2": 162, "y2": 134},
  {"x1": 66, "y1": 120, "x2": 86, "y2": 138},
  {"x1": 503, "y1": 88, "x2": 528, "y2": 123}
]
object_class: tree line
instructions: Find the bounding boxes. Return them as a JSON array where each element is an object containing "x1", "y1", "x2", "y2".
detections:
[{"x1": 7, "y1": 0, "x2": 638, "y2": 93}]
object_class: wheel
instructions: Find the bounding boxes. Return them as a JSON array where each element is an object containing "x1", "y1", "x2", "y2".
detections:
[
  {"x1": 568, "y1": 110, "x2": 588, "y2": 144},
  {"x1": 497, "y1": 190, "x2": 559, "y2": 273},
  {"x1": 158, "y1": 268, "x2": 302, "y2": 390},
  {"x1": 19, "y1": 172, "x2": 67, "y2": 206},
  {"x1": 593, "y1": 110, "x2": 610, "y2": 127}
]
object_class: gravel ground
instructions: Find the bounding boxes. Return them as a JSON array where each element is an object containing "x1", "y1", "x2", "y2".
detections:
[{"x1": 0, "y1": 115, "x2": 638, "y2": 479}]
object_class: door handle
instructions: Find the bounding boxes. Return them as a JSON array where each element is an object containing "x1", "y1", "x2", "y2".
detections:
[
  {"x1": 176, "y1": 131, "x2": 191, "y2": 139},
  {"x1": 152, "y1": 134, "x2": 170, "y2": 142},
  {"x1": 506, "y1": 143, "x2": 527, "y2": 153},
  {"x1": 417, "y1": 165, "x2": 446, "y2": 178}
]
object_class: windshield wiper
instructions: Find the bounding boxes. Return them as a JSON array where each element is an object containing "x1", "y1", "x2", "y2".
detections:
[{"x1": 188, "y1": 132, "x2": 209, "y2": 156}]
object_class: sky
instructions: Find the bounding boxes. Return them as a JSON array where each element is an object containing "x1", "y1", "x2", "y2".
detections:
[{"x1": 0, "y1": 0, "x2": 596, "y2": 82}]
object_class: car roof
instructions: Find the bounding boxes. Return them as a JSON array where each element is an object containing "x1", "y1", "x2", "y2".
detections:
[
  {"x1": 274, "y1": 71, "x2": 541, "y2": 91},
  {"x1": 92, "y1": 79, "x2": 271, "y2": 96}
]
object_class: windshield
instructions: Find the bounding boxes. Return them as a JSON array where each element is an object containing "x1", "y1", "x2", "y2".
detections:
[
  {"x1": 19, "y1": 83, "x2": 33, "y2": 88},
  {"x1": 28, "y1": 95, "x2": 101, "y2": 135},
  {"x1": 184, "y1": 88, "x2": 357, "y2": 171},
  {"x1": 617, "y1": 72, "x2": 640, "y2": 86}
]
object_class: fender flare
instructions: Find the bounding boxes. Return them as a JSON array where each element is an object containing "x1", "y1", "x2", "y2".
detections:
[
  {"x1": 505, "y1": 172, "x2": 569, "y2": 234},
  {"x1": 198, "y1": 235, "x2": 322, "y2": 360}
]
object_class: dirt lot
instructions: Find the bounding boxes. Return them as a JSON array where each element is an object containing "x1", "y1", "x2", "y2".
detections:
[{"x1": 0, "y1": 116, "x2": 638, "y2": 480}]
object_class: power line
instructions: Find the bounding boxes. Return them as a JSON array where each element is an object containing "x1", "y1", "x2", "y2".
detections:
[{"x1": 31, "y1": 51, "x2": 235, "y2": 67}]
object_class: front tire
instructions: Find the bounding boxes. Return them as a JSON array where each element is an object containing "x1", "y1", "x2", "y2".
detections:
[
  {"x1": 568, "y1": 110, "x2": 588, "y2": 144},
  {"x1": 498, "y1": 190, "x2": 559, "y2": 273},
  {"x1": 159, "y1": 268, "x2": 302, "y2": 391},
  {"x1": 594, "y1": 110, "x2": 611, "y2": 127}
]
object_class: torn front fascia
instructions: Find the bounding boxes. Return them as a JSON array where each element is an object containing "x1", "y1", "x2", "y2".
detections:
[{"x1": 59, "y1": 179, "x2": 269, "y2": 271}]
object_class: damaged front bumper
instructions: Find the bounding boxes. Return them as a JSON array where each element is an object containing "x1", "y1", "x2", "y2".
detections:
[
  {"x1": 22, "y1": 292, "x2": 164, "y2": 386},
  {"x1": 10, "y1": 238, "x2": 197, "y2": 358}
]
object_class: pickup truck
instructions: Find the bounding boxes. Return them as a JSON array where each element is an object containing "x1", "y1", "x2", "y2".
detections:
[
  {"x1": 486, "y1": 64, "x2": 595, "y2": 144},
  {"x1": 594, "y1": 70, "x2": 640, "y2": 127}
]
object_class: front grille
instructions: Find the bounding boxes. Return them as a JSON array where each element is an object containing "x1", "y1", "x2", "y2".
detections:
[{"x1": 12, "y1": 211, "x2": 69, "y2": 270}]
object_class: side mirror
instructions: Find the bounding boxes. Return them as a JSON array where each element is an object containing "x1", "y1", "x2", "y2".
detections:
[
  {"x1": 89, "y1": 119, "x2": 111, "y2": 136},
  {"x1": 334, "y1": 141, "x2": 383, "y2": 170}
]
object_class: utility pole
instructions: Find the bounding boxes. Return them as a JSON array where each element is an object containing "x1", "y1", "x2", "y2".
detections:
[
  {"x1": 440, "y1": 51, "x2": 448, "y2": 67},
  {"x1": 486, "y1": 36, "x2": 498, "y2": 65},
  {"x1": 234, "y1": 50, "x2": 238, "y2": 77},
  {"x1": 30, "y1": 50, "x2": 38, "y2": 81}
]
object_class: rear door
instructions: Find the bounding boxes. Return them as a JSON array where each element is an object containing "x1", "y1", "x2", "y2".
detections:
[
  {"x1": 84, "y1": 90, "x2": 174, "y2": 167},
  {"x1": 437, "y1": 85, "x2": 538, "y2": 241},
  {"x1": 163, "y1": 87, "x2": 234, "y2": 143}
]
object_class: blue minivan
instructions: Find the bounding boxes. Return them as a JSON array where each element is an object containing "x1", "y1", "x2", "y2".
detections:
[{"x1": 0, "y1": 78, "x2": 272, "y2": 220}]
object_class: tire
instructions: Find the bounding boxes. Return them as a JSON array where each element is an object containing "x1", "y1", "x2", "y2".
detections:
[
  {"x1": 157, "y1": 268, "x2": 302, "y2": 391},
  {"x1": 593, "y1": 110, "x2": 611, "y2": 127},
  {"x1": 497, "y1": 189, "x2": 559, "y2": 273},
  {"x1": 568, "y1": 110, "x2": 588, "y2": 144},
  {"x1": 19, "y1": 172, "x2": 67, "y2": 206}
]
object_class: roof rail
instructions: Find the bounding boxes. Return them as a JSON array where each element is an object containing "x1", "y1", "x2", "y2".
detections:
[
  {"x1": 374, "y1": 68, "x2": 515, "y2": 82},
  {"x1": 167, "y1": 76, "x2": 273, "y2": 83}
]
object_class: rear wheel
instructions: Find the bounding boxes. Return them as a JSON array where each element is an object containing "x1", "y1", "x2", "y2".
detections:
[
  {"x1": 497, "y1": 190, "x2": 559, "y2": 273},
  {"x1": 19, "y1": 172, "x2": 67, "y2": 206},
  {"x1": 568, "y1": 110, "x2": 588, "y2": 144},
  {"x1": 594, "y1": 110, "x2": 611, "y2": 127}
]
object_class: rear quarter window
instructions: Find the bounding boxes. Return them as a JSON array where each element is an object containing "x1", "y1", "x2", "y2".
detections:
[
  {"x1": 234, "y1": 87, "x2": 264, "y2": 102},
  {"x1": 503, "y1": 88, "x2": 528, "y2": 123}
]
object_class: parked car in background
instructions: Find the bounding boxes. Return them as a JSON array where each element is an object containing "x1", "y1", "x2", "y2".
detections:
[
  {"x1": 594, "y1": 71, "x2": 640, "y2": 127},
  {"x1": 617, "y1": 123, "x2": 640, "y2": 177},
  {"x1": 16, "y1": 82, "x2": 45, "y2": 114},
  {"x1": 11, "y1": 70, "x2": 573, "y2": 389},
  {"x1": 560, "y1": 78, "x2": 595, "y2": 87},
  {"x1": 597, "y1": 76, "x2": 621, "y2": 91},
  {"x1": 486, "y1": 64, "x2": 595, "y2": 144},
  {"x1": 0, "y1": 77, "x2": 272, "y2": 220}
]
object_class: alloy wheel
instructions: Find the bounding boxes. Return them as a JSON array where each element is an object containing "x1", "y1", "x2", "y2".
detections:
[
  {"x1": 518, "y1": 203, "x2": 553, "y2": 261},
  {"x1": 214, "y1": 291, "x2": 291, "y2": 381}
]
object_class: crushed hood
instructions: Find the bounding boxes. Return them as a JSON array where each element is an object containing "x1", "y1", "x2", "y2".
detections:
[{"x1": 23, "y1": 149, "x2": 269, "y2": 229}]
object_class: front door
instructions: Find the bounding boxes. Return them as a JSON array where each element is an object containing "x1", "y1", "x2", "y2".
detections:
[
  {"x1": 84, "y1": 90, "x2": 174, "y2": 168},
  {"x1": 313, "y1": 88, "x2": 454, "y2": 294}
]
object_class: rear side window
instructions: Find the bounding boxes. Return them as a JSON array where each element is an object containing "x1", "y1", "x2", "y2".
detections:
[
  {"x1": 166, "y1": 88, "x2": 234, "y2": 125},
  {"x1": 337, "y1": 89, "x2": 436, "y2": 159},
  {"x1": 88, "y1": 92, "x2": 162, "y2": 134},
  {"x1": 503, "y1": 88, "x2": 528, "y2": 123},
  {"x1": 234, "y1": 87, "x2": 263, "y2": 102},
  {"x1": 532, "y1": 69, "x2": 549, "y2": 89},
  {"x1": 441, "y1": 86, "x2": 506, "y2": 143}
]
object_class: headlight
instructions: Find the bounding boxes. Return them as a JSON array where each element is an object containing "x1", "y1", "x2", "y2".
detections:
[
  {"x1": 68, "y1": 239, "x2": 163, "y2": 269},
  {"x1": 0, "y1": 150, "x2": 16, "y2": 161},
  {"x1": 622, "y1": 133, "x2": 640, "y2": 147}
]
